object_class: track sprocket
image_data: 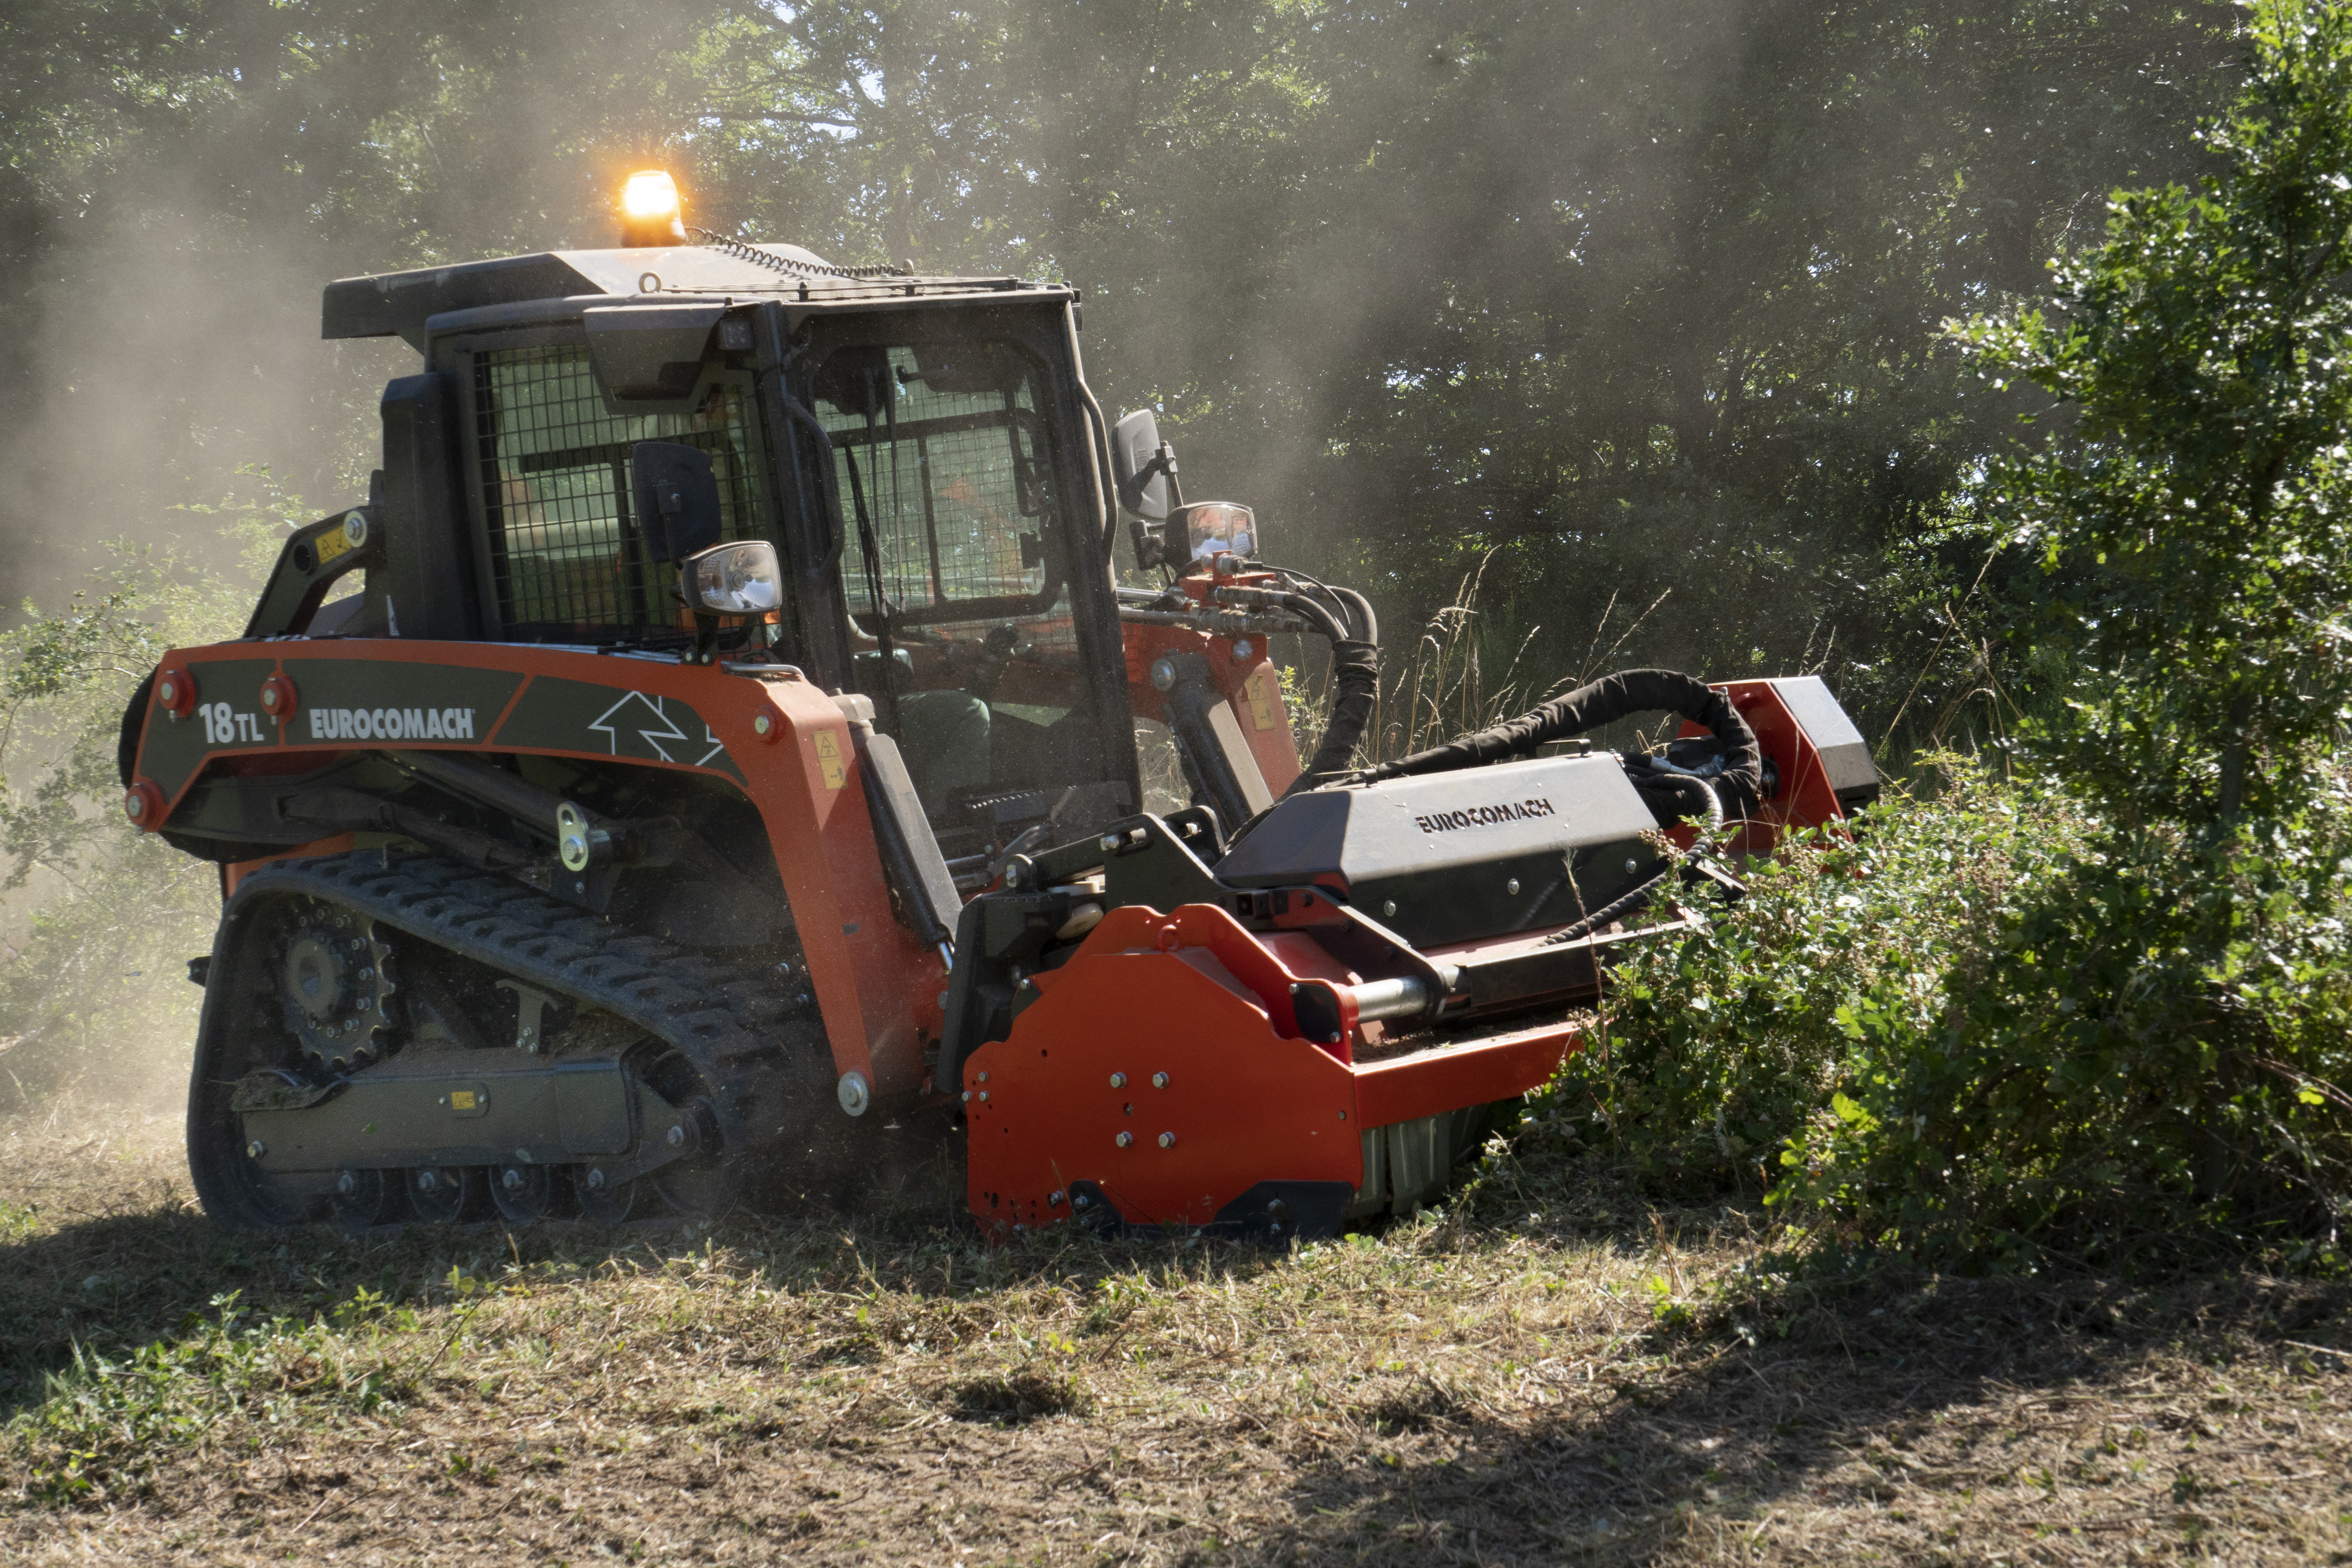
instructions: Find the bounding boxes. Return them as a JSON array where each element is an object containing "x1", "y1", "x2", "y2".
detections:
[{"x1": 273, "y1": 898, "x2": 399, "y2": 1071}]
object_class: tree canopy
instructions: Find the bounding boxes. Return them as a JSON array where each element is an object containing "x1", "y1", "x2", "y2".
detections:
[{"x1": 0, "y1": 0, "x2": 2239, "y2": 739}]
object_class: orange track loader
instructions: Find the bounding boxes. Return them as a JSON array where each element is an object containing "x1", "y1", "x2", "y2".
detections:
[{"x1": 122, "y1": 183, "x2": 1875, "y2": 1235}]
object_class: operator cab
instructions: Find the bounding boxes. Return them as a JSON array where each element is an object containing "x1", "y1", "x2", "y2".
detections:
[{"x1": 316, "y1": 230, "x2": 1140, "y2": 866}]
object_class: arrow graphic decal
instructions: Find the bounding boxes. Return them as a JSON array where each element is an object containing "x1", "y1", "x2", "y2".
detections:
[{"x1": 588, "y1": 691, "x2": 690, "y2": 762}]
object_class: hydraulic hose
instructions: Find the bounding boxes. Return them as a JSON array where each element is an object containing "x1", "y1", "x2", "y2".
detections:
[
  {"x1": 1328, "y1": 585, "x2": 1378, "y2": 648},
  {"x1": 1201, "y1": 576, "x2": 1382, "y2": 800},
  {"x1": 1361, "y1": 667, "x2": 1762, "y2": 827},
  {"x1": 1289, "y1": 638, "x2": 1379, "y2": 795}
]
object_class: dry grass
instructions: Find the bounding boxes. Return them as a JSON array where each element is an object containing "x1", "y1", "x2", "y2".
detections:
[{"x1": 2, "y1": 1110, "x2": 2349, "y2": 1565}]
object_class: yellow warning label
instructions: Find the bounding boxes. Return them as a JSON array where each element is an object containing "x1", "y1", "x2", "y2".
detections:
[
  {"x1": 813, "y1": 730, "x2": 848, "y2": 789},
  {"x1": 314, "y1": 524, "x2": 352, "y2": 565},
  {"x1": 448, "y1": 1089, "x2": 477, "y2": 1111},
  {"x1": 1245, "y1": 671, "x2": 1276, "y2": 731}
]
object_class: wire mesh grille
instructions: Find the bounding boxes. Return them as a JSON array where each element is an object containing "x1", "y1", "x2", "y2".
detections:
[
  {"x1": 475, "y1": 345, "x2": 775, "y2": 641},
  {"x1": 817, "y1": 343, "x2": 1064, "y2": 632}
]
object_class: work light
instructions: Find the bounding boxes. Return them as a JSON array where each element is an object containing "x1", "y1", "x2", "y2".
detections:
[{"x1": 619, "y1": 169, "x2": 686, "y2": 247}]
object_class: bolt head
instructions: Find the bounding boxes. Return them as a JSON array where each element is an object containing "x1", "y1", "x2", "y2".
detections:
[
  {"x1": 978, "y1": 1091, "x2": 989, "y2": 1103},
  {"x1": 1506, "y1": 878, "x2": 1520, "y2": 895},
  {"x1": 1074, "y1": 1193, "x2": 1092, "y2": 1208},
  {"x1": 1158, "y1": 1132, "x2": 1175, "y2": 1149},
  {"x1": 157, "y1": 679, "x2": 176, "y2": 704},
  {"x1": 1114, "y1": 1131, "x2": 1133, "y2": 1148},
  {"x1": 667, "y1": 1123, "x2": 686, "y2": 1147},
  {"x1": 1152, "y1": 1072, "x2": 1169, "y2": 1089},
  {"x1": 753, "y1": 712, "x2": 772, "y2": 735},
  {"x1": 1626, "y1": 859, "x2": 1638, "y2": 874},
  {"x1": 1383, "y1": 899, "x2": 1398, "y2": 917},
  {"x1": 416, "y1": 1169, "x2": 438, "y2": 1192},
  {"x1": 961, "y1": 1090, "x2": 972, "y2": 1103},
  {"x1": 502, "y1": 1168, "x2": 523, "y2": 1189},
  {"x1": 336, "y1": 1171, "x2": 356, "y2": 1195},
  {"x1": 585, "y1": 1168, "x2": 606, "y2": 1190},
  {"x1": 1232, "y1": 638, "x2": 1254, "y2": 661},
  {"x1": 1109, "y1": 1072, "x2": 1127, "y2": 1089},
  {"x1": 245, "y1": 1140, "x2": 265, "y2": 1159},
  {"x1": 1049, "y1": 1190, "x2": 1067, "y2": 1206}
]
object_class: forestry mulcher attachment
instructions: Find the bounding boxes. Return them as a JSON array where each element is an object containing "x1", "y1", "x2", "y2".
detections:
[{"x1": 122, "y1": 172, "x2": 1877, "y2": 1237}]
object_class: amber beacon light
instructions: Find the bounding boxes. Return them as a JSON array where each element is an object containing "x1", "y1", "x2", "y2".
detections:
[{"x1": 619, "y1": 169, "x2": 686, "y2": 247}]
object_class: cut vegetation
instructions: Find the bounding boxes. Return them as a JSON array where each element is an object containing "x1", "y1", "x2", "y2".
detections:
[{"x1": 4, "y1": 1114, "x2": 2348, "y2": 1564}]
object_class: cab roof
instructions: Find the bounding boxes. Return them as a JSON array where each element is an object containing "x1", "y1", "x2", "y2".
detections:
[{"x1": 323, "y1": 242, "x2": 1070, "y2": 350}]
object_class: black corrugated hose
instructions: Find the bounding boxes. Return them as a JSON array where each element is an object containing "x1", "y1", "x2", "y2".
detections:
[
  {"x1": 1254, "y1": 583, "x2": 1379, "y2": 799},
  {"x1": 1357, "y1": 666, "x2": 1762, "y2": 827}
]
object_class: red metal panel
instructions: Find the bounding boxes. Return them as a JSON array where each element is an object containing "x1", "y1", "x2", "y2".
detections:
[
  {"x1": 969, "y1": 902, "x2": 1589, "y2": 1234},
  {"x1": 964, "y1": 931, "x2": 1363, "y2": 1235},
  {"x1": 1353, "y1": 1021, "x2": 1583, "y2": 1128},
  {"x1": 1676, "y1": 678, "x2": 1851, "y2": 854}
]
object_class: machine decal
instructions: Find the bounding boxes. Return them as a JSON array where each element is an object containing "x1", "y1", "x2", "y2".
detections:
[
  {"x1": 1245, "y1": 671, "x2": 1277, "y2": 731},
  {"x1": 1413, "y1": 797, "x2": 1559, "y2": 834},
  {"x1": 489, "y1": 675, "x2": 745, "y2": 782},
  {"x1": 811, "y1": 730, "x2": 848, "y2": 789},
  {"x1": 587, "y1": 691, "x2": 689, "y2": 761},
  {"x1": 307, "y1": 705, "x2": 477, "y2": 742},
  {"x1": 281, "y1": 658, "x2": 526, "y2": 756},
  {"x1": 200, "y1": 702, "x2": 271, "y2": 746}
]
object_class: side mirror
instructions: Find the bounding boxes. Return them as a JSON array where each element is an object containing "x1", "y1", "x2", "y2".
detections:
[
  {"x1": 632, "y1": 442, "x2": 724, "y2": 563},
  {"x1": 1111, "y1": 409, "x2": 1181, "y2": 569},
  {"x1": 1111, "y1": 409, "x2": 1176, "y2": 521},
  {"x1": 678, "y1": 540, "x2": 782, "y2": 616},
  {"x1": 1172, "y1": 501, "x2": 1259, "y2": 566}
]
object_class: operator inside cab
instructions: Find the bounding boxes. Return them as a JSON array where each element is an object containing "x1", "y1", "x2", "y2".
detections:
[{"x1": 808, "y1": 337, "x2": 1093, "y2": 828}]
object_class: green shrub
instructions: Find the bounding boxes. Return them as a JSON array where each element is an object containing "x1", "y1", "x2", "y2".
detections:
[
  {"x1": 1544, "y1": 762, "x2": 2086, "y2": 1200},
  {"x1": 1776, "y1": 812, "x2": 2352, "y2": 1270},
  {"x1": 1531, "y1": 762, "x2": 2352, "y2": 1271},
  {"x1": 0, "y1": 483, "x2": 288, "y2": 1111}
]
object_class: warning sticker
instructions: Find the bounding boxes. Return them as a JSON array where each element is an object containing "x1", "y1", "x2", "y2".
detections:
[
  {"x1": 813, "y1": 730, "x2": 848, "y2": 789},
  {"x1": 1245, "y1": 671, "x2": 1276, "y2": 731}
]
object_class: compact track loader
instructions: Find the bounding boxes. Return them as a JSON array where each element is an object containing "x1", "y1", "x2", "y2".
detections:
[{"x1": 122, "y1": 173, "x2": 1878, "y2": 1236}]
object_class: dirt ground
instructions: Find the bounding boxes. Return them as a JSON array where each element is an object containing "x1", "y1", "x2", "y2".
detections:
[{"x1": 3, "y1": 1107, "x2": 2349, "y2": 1566}]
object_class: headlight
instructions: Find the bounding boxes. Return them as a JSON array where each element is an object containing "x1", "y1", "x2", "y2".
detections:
[{"x1": 679, "y1": 541, "x2": 782, "y2": 615}]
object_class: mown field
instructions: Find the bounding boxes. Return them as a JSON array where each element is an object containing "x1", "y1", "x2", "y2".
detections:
[{"x1": 3, "y1": 1107, "x2": 2347, "y2": 1566}]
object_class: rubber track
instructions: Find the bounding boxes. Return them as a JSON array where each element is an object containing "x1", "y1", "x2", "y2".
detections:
[{"x1": 230, "y1": 850, "x2": 822, "y2": 1128}]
